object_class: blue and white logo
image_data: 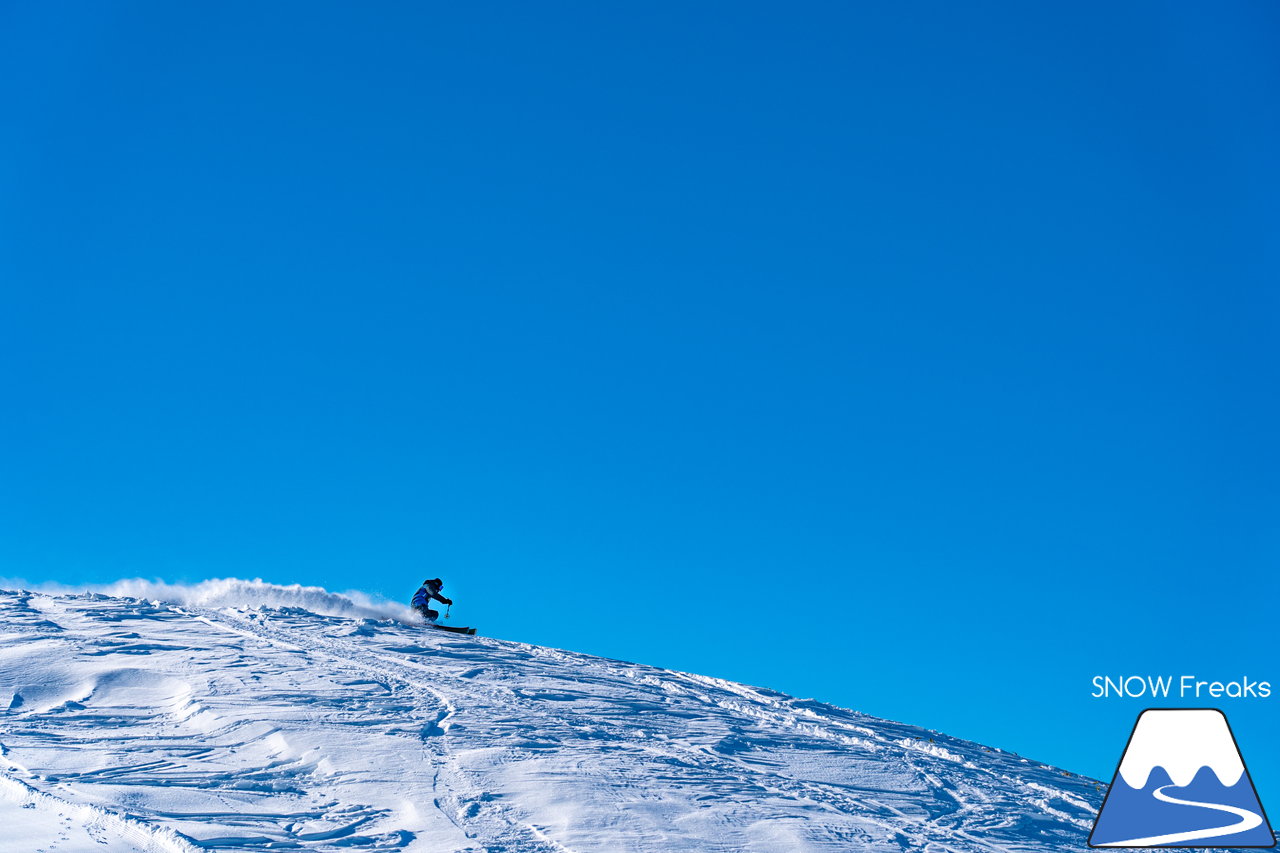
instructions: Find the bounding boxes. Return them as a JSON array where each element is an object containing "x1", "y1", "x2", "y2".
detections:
[{"x1": 1090, "y1": 709, "x2": 1274, "y2": 847}]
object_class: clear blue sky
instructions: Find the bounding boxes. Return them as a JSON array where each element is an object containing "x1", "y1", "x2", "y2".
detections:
[{"x1": 2, "y1": 2, "x2": 1277, "y2": 788}]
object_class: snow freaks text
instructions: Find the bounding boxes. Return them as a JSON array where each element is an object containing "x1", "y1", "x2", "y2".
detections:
[{"x1": 1091, "y1": 675, "x2": 1272, "y2": 700}]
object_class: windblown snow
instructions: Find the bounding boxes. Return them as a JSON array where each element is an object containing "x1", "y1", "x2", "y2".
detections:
[{"x1": 0, "y1": 583, "x2": 1106, "y2": 852}]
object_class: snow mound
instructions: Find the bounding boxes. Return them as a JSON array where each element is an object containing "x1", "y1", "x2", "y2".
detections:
[{"x1": 0, "y1": 585, "x2": 1115, "y2": 852}]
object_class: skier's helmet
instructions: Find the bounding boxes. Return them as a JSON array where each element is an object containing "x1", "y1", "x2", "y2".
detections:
[{"x1": 425, "y1": 577, "x2": 443, "y2": 589}]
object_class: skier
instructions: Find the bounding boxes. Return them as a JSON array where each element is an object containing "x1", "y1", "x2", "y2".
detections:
[{"x1": 411, "y1": 578, "x2": 453, "y2": 623}]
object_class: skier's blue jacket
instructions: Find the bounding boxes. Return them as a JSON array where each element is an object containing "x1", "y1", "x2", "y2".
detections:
[{"x1": 412, "y1": 583, "x2": 448, "y2": 610}]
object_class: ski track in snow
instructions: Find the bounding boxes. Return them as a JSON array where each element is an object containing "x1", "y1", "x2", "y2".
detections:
[{"x1": 0, "y1": 589, "x2": 1114, "y2": 852}]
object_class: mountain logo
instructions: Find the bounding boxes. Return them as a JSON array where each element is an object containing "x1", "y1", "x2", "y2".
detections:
[{"x1": 1090, "y1": 708, "x2": 1275, "y2": 848}]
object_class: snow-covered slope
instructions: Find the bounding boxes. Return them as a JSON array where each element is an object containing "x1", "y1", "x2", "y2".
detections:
[{"x1": 0, "y1": 586, "x2": 1104, "y2": 852}]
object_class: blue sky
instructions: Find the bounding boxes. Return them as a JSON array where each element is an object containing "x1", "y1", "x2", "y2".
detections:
[{"x1": 2, "y1": 2, "x2": 1277, "y2": 787}]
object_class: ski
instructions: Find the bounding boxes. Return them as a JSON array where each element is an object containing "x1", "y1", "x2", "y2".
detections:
[{"x1": 428, "y1": 623, "x2": 477, "y2": 636}]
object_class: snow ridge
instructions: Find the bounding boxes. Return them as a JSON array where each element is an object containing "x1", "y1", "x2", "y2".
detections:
[
  {"x1": 0, "y1": 576, "x2": 417, "y2": 622},
  {"x1": 0, "y1": 586, "x2": 1109, "y2": 852},
  {"x1": 0, "y1": 771, "x2": 202, "y2": 853}
]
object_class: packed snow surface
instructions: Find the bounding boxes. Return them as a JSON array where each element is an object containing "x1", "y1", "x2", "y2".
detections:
[{"x1": 0, "y1": 584, "x2": 1106, "y2": 852}]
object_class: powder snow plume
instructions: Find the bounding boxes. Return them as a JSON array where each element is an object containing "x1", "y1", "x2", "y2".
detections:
[{"x1": 0, "y1": 577, "x2": 418, "y2": 623}]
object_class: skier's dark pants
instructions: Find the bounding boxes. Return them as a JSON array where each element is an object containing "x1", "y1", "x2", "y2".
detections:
[{"x1": 415, "y1": 605, "x2": 439, "y2": 621}]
